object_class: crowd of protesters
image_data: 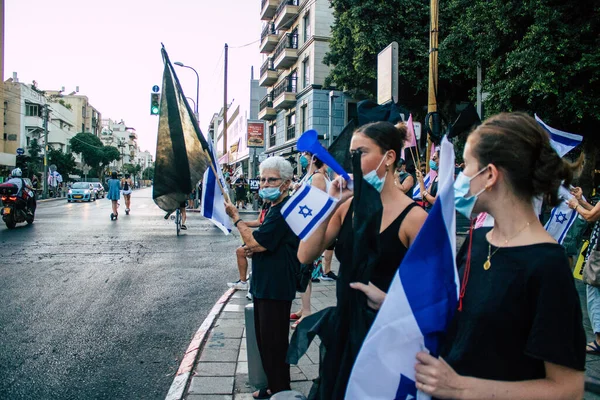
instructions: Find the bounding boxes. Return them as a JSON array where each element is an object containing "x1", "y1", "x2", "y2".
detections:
[{"x1": 222, "y1": 112, "x2": 586, "y2": 399}]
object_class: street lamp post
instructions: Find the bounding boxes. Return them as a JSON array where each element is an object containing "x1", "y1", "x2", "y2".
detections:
[
  {"x1": 174, "y1": 62, "x2": 200, "y2": 123},
  {"x1": 186, "y1": 97, "x2": 196, "y2": 113}
]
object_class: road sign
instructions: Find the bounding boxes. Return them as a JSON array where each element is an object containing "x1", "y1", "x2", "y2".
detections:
[
  {"x1": 152, "y1": 85, "x2": 160, "y2": 93},
  {"x1": 16, "y1": 148, "x2": 24, "y2": 155}
]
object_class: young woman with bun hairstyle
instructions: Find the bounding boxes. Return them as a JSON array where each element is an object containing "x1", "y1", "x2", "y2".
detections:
[
  {"x1": 411, "y1": 112, "x2": 585, "y2": 399},
  {"x1": 295, "y1": 121, "x2": 428, "y2": 398}
]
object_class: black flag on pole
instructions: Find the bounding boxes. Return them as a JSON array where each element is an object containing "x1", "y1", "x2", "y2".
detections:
[{"x1": 153, "y1": 46, "x2": 216, "y2": 212}]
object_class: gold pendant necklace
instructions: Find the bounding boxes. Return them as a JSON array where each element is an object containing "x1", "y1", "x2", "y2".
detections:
[{"x1": 484, "y1": 221, "x2": 532, "y2": 270}]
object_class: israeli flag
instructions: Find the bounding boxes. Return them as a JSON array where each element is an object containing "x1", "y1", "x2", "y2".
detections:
[
  {"x1": 346, "y1": 137, "x2": 459, "y2": 400},
  {"x1": 281, "y1": 184, "x2": 339, "y2": 240},
  {"x1": 535, "y1": 114, "x2": 583, "y2": 157},
  {"x1": 412, "y1": 170, "x2": 436, "y2": 200},
  {"x1": 201, "y1": 141, "x2": 232, "y2": 235},
  {"x1": 544, "y1": 186, "x2": 580, "y2": 244}
]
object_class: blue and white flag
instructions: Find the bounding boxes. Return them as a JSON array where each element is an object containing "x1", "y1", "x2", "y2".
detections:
[
  {"x1": 535, "y1": 114, "x2": 583, "y2": 158},
  {"x1": 346, "y1": 136, "x2": 459, "y2": 400},
  {"x1": 412, "y1": 170, "x2": 436, "y2": 200},
  {"x1": 544, "y1": 186, "x2": 580, "y2": 244},
  {"x1": 201, "y1": 141, "x2": 232, "y2": 235},
  {"x1": 281, "y1": 184, "x2": 339, "y2": 241}
]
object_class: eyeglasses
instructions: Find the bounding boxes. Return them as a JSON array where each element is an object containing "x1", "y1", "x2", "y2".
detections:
[{"x1": 259, "y1": 177, "x2": 282, "y2": 184}]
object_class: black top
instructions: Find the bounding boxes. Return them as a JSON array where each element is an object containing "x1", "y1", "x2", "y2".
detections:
[
  {"x1": 251, "y1": 198, "x2": 300, "y2": 301},
  {"x1": 441, "y1": 227, "x2": 586, "y2": 380},
  {"x1": 335, "y1": 201, "x2": 418, "y2": 293}
]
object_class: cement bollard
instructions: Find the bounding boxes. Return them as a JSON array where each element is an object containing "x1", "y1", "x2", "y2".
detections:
[
  {"x1": 270, "y1": 390, "x2": 307, "y2": 400},
  {"x1": 245, "y1": 303, "x2": 268, "y2": 388}
]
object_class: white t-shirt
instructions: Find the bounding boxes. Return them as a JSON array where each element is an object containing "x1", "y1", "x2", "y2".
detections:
[{"x1": 6, "y1": 177, "x2": 23, "y2": 194}]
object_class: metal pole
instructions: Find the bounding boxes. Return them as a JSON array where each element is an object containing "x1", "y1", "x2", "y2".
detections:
[
  {"x1": 43, "y1": 105, "x2": 49, "y2": 199},
  {"x1": 223, "y1": 43, "x2": 229, "y2": 157},
  {"x1": 426, "y1": 0, "x2": 439, "y2": 172}
]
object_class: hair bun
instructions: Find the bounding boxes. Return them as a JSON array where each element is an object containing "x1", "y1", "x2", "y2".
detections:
[{"x1": 532, "y1": 144, "x2": 572, "y2": 206}]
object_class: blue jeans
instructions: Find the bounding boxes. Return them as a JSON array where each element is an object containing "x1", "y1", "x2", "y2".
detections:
[{"x1": 588, "y1": 285, "x2": 600, "y2": 334}]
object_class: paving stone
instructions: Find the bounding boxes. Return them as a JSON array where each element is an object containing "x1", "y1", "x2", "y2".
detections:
[
  {"x1": 187, "y1": 395, "x2": 233, "y2": 400},
  {"x1": 236, "y1": 361, "x2": 248, "y2": 375},
  {"x1": 290, "y1": 381, "x2": 313, "y2": 396},
  {"x1": 233, "y1": 373, "x2": 253, "y2": 393},
  {"x1": 188, "y1": 376, "x2": 234, "y2": 395},
  {"x1": 205, "y1": 338, "x2": 242, "y2": 351},
  {"x1": 231, "y1": 291, "x2": 247, "y2": 299},
  {"x1": 290, "y1": 372, "x2": 308, "y2": 382},
  {"x1": 238, "y1": 347, "x2": 247, "y2": 362},
  {"x1": 199, "y1": 348, "x2": 239, "y2": 362},
  {"x1": 223, "y1": 304, "x2": 246, "y2": 312},
  {"x1": 298, "y1": 364, "x2": 319, "y2": 380},
  {"x1": 219, "y1": 312, "x2": 244, "y2": 319},
  {"x1": 210, "y1": 327, "x2": 244, "y2": 339},
  {"x1": 215, "y1": 319, "x2": 246, "y2": 328},
  {"x1": 228, "y1": 298, "x2": 251, "y2": 305},
  {"x1": 233, "y1": 394, "x2": 255, "y2": 400},
  {"x1": 290, "y1": 365, "x2": 301, "y2": 374},
  {"x1": 296, "y1": 354, "x2": 315, "y2": 366},
  {"x1": 195, "y1": 362, "x2": 236, "y2": 376}
]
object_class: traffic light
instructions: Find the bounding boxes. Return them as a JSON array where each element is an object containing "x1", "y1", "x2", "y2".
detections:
[{"x1": 150, "y1": 93, "x2": 160, "y2": 115}]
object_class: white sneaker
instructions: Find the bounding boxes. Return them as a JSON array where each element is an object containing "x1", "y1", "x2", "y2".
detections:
[
  {"x1": 227, "y1": 280, "x2": 248, "y2": 290},
  {"x1": 246, "y1": 292, "x2": 253, "y2": 301}
]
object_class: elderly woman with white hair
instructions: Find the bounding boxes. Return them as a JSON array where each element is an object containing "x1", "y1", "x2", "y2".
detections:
[{"x1": 225, "y1": 156, "x2": 299, "y2": 399}]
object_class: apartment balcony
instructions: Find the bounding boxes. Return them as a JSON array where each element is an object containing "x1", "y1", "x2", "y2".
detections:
[
  {"x1": 260, "y1": 0, "x2": 278, "y2": 21},
  {"x1": 273, "y1": 33, "x2": 298, "y2": 70},
  {"x1": 274, "y1": 0, "x2": 300, "y2": 31},
  {"x1": 24, "y1": 116, "x2": 44, "y2": 132},
  {"x1": 260, "y1": 23, "x2": 279, "y2": 54},
  {"x1": 273, "y1": 77, "x2": 297, "y2": 110},
  {"x1": 259, "y1": 59, "x2": 278, "y2": 87},
  {"x1": 258, "y1": 93, "x2": 277, "y2": 120}
]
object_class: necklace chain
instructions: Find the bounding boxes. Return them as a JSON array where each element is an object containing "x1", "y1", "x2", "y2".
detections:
[{"x1": 484, "y1": 221, "x2": 532, "y2": 270}]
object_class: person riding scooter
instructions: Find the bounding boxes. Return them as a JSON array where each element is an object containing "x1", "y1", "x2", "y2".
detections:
[{"x1": 5, "y1": 168, "x2": 36, "y2": 213}]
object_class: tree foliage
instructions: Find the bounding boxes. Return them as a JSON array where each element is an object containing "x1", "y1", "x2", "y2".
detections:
[
  {"x1": 47, "y1": 147, "x2": 76, "y2": 178},
  {"x1": 69, "y1": 133, "x2": 121, "y2": 179},
  {"x1": 142, "y1": 167, "x2": 154, "y2": 180},
  {"x1": 324, "y1": 0, "x2": 600, "y2": 133}
]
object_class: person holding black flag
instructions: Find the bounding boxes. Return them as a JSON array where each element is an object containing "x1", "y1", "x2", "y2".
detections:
[{"x1": 289, "y1": 121, "x2": 427, "y2": 399}]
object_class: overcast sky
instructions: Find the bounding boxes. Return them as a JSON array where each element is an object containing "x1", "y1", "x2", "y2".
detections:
[{"x1": 5, "y1": 0, "x2": 263, "y2": 156}]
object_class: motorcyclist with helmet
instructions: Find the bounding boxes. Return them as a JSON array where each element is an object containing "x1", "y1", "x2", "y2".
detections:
[{"x1": 5, "y1": 168, "x2": 36, "y2": 213}]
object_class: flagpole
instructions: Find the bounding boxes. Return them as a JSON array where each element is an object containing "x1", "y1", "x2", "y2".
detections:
[{"x1": 426, "y1": 0, "x2": 439, "y2": 173}]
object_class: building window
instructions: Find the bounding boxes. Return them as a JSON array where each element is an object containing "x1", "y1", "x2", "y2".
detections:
[
  {"x1": 26, "y1": 137, "x2": 30, "y2": 147},
  {"x1": 82, "y1": 123, "x2": 85, "y2": 132},
  {"x1": 302, "y1": 58, "x2": 310, "y2": 89},
  {"x1": 269, "y1": 124, "x2": 276, "y2": 147},
  {"x1": 286, "y1": 112, "x2": 296, "y2": 141},
  {"x1": 303, "y1": 13, "x2": 311, "y2": 43},
  {"x1": 301, "y1": 105, "x2": 307, "y2": 134},
  {"x1": 25, "y1": 104, "x2": 39, "y2": 117}
]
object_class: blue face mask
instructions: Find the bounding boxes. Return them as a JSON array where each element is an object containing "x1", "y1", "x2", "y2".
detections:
[
  {"x1": 300, "y1": 155, "x2": 308, "y2": 168},
  {"x1": 259, "y1": 184, "x2": 283, "y2": 201},
  {"x1": 363, "y1": 152, "x2": 389, "y2": 193},
  {"x1": 454, "y1": 166, "x2": 488, "y2": 218},
  {"x1": 429, "y1": 159, "x2": 439, "y2": 171}
]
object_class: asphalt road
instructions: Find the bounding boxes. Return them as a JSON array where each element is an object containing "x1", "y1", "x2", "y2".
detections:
[{"x1": 0, "y1": 188, "x2": 241, "y2": 399}]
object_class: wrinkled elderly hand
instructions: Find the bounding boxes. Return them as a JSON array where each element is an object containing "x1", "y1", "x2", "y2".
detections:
[{"x1": 224, "y1": 199, "x2": 239, "y2": 220}]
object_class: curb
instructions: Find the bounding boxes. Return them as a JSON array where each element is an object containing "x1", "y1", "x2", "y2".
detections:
[
  {"x1": 165, "y1": 288, "x2": 236, "y2": 400},
  {"x1": 37, "y1": 197, "x2": 66, "y2": 203}
]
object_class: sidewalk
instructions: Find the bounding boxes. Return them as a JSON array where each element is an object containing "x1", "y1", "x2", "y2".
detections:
[
  {"x1": 170, "y1": 256, "x2": 600, "y2": 400},
  {"x1": 172, "y1": 266, "x2": 339, "y2": 400}
]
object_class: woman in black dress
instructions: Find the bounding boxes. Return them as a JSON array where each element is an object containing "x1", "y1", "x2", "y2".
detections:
[{"x1": 410, "y1": 113, "x2": 585, "y2": 399}]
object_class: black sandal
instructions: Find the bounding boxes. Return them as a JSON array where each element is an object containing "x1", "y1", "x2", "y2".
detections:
[
  {"x1": 253, "y1": 388, "x2": 271, "y2": 399},
  {"x1": 587, "y1": 340, "x2": 600, "y2": 354}
]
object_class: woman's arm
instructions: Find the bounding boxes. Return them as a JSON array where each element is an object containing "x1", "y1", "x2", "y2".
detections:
[
  {"x1": 398, "y1": 175, "x2": 415, "y2": 194},
  {"x1": 568, "y1": 197, "x2": 600, "y2": 222},
  {"x1": 415, "y1": 354, "x2": 584, "y2": 400},
  {"x1": 224, "y1": 200, "x2": 267, "y2": 252},
  {"x1": 297, "y1": 176, "x2": 352, "y2": 263}
]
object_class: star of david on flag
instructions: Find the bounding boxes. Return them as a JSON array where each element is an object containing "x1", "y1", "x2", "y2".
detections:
[
  {"x1": 281, "y1": 184, "x2": 339, "y2": 241},
  {"x1": 555, "y1": 211, "x2": 568, "y2": 224},
  {"x1": 544, "y1": 186, "x2": 580, "y2": 244}
]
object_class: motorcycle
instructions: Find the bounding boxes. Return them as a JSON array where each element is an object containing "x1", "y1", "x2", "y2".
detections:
[{"x1": 0, "y1": 183, "x2": 35, "y2": 229}]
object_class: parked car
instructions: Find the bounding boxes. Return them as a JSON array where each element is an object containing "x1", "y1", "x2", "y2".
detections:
[
  {"x1": 91, "y1": 182, "x2": 105, "y2": 199},
  {"x1": 67, "y1": 182, "x2": 96, "y2": 202}
]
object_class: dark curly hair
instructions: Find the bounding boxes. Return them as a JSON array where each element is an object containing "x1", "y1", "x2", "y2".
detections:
[{"x1": 354, "y1": 121, "x2": 408, "y2": 168}]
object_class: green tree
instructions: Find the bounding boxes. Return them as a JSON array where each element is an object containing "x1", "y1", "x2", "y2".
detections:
[
  {"x1": 47, "y1": 147, "x2": 76, "y2": 178},
  {"x1": 69, "y1": 132, "x2": 105, "y2": 169},
  {"x1": 16, "y1": 138, "x2": 43, "y2": 178},
  {"x1": 142, "y1": 167, "x2": 154, "y2": 180}
]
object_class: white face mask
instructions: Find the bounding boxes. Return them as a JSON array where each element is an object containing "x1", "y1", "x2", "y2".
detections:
[{"x1": 453, "y1": 166, "x2": 488, "y2": 218}]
